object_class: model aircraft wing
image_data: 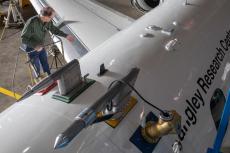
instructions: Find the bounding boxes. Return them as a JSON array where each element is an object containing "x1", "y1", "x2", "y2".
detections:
[{"x1": 30, "y1": 0, "x2": 134, "y2": 61}]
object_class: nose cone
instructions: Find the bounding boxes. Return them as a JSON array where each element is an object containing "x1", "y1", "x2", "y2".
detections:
[
  {"x1": 53, "y1": 119, "x2": 86, "y2": 149},
  {"x1": 54, "y1": 134, "x2": 69, "y2": 149}
]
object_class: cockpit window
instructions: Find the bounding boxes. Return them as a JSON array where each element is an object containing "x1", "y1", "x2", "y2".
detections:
[{"x1": 210, "y1": 88, "x2": 226, "y2": 129}]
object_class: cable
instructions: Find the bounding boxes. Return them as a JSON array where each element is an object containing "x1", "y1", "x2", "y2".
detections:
[
  {"x1": 12, "y1": 49, "x2": 21, "y2": 100},
  {"x1": 11, "y1": 40, "x2": 62, "y2": 100},
  {"x1": 25, "y1": 40, "x2": 61, "y2": 54},
  {"x1": 108, "y1": 80, "x2": 167, "y2": 115}
]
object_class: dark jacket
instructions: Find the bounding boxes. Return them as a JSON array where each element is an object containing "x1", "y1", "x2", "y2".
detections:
[{"x1": 21, "y1": 15, "x2": 67, "y2": 48}]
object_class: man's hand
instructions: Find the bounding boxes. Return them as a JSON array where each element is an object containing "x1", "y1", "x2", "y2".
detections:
[
  {"x1": 34, "y1": 45, "x2": 43, "y2": 52},
  {"x1": 66, "y1": 35, "x2": 75, "y2": 42}
]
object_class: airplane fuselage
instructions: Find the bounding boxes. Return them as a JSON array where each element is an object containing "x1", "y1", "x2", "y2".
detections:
[{"x1": 0, "y1": 0, "x2": 230, "y2": 153}]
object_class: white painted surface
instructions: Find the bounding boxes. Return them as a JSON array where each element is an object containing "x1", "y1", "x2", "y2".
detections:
[
  {"x1": 30, "y1": 0, "x2": 133, "y2": 53},
  {"x1": 1, "y1": 0, "x2": 230, "y2": 153}
]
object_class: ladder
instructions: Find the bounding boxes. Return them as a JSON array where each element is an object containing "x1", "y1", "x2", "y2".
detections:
[{"x1": 0, "y1": 0, "x2": 25, "y2": 40}]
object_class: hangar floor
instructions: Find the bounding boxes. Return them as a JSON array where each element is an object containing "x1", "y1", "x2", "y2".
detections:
[
  {"x1": 0, "y1": 5, "x2": 63, "y2": 112},
  {"x1": 0, "y1": 5, "x2": 36, "y2": 112}
]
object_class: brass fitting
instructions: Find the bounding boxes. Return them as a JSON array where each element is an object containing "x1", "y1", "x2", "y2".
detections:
[{"x1": 141, "y1": 110, "x2": 181, "y2": 143}]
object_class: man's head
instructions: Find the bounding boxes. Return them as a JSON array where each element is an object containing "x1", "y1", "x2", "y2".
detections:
[{"x1": 40, "y1": 6, "x2": 55, "y2": 22}]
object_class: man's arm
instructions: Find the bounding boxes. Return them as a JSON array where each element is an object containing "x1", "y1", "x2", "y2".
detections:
[
  {"x1": 47, "y1": 21, "x2": 75, "y2": 42},
  {"x1": 47, "y1": 21, "x2": 68, "y2": 37}
]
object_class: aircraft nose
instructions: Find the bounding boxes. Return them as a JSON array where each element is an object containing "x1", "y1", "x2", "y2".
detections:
[{"x1": 54, "y1": 134, "x2": 69, "y2": 149}]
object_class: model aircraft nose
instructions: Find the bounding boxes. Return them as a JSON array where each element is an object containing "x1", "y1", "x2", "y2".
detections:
[
  {"x1": 54, "y1": 119, "x2": 86, "y2": 149},
  {"x1": 54, "y1": 132, "x2": 78, "y2": 150},
  {"x1": 54, "y1": 134, "x2": 69, "y2": 149}
]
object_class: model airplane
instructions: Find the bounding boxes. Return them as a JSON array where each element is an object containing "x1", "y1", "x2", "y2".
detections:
[{"x1": 0, "y1": 0, "x2": 230, "y2": 153}]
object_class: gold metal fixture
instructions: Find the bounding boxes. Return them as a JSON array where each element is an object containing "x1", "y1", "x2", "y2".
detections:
[{"x1": 141, "y1": 110, "x2": 181, "y2": 143}]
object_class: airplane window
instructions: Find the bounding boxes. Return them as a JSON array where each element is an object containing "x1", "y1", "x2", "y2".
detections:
[{"x1": 210, "y1": 88, "x2": 226, "y2": 129}]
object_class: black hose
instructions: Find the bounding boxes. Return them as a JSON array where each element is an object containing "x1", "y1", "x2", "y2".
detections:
[{"x1": 108, "y1": 80, "x2": 166, "y2": 115}]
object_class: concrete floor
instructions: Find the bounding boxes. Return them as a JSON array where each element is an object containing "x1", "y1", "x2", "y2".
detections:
[
  {"x1": 0, "y1": 26, "x2": 28, "y2": 112},
  {"x1": 0, "y1": 5, "x2": 36, "y2": 112}
]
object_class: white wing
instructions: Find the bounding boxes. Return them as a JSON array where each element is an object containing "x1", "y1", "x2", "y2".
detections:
[{"x1": 30, "y1": 0, "x2": 134, "y2": 61}]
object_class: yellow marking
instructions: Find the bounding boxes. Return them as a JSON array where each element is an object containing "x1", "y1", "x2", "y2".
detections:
[
  {"x1": 0, "y1": 87, "x2": 22, "y2": 100},
  {"x1": 106, "y1": 96, "x2": 137, "y2": 128}
]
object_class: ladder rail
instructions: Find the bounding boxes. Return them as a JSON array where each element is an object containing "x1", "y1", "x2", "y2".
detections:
[{"x1": 0, "y1": 0, "x2": 25, "y2": 40}]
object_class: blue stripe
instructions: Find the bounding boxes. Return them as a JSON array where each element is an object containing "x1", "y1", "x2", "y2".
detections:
[{"x1": 207, "y1": 89, "x2": 230, "y2": 153}]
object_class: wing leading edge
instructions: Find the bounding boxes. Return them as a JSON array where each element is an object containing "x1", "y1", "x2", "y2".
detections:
[{"x1": 29, "y1": 0, "x2": 134, "y2": 61}]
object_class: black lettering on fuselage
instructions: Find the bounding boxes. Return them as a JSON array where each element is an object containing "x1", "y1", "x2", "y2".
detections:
[
  {"x1": 185, "y1": 106, "x2": 197, "y2": 125},
  {"x1": 178, "y1": 30, "x2": 230, "y2": 142},
  {"x1": 178, "y1": 128, "x2": 186, "y2": 141},
  {"x1": 207, "y1": 69, "x2": 214, "y2": 80},
  {"x1": 220, "y1": 40, "x2": 228, "y2": 51},
  {"x1": 194, "y1": 89, "x2": 205, "y2": 106},
  {"x1": 197, "y1": 78, "x2": 209, "y2": 94}
]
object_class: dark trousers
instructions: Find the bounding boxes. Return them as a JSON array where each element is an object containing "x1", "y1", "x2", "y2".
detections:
[{"x1": 25, "y1": 46, "x2": 51, "y2": 76}]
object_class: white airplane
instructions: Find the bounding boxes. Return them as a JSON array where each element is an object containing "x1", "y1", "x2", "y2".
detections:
[{"x1": 0, "y1": 0, "x2": 230, "y2": 153}]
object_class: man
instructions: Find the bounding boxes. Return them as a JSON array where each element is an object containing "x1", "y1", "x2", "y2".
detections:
[{"x1": 21, "y1": 6, "x2": 74, "y2": 76}]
